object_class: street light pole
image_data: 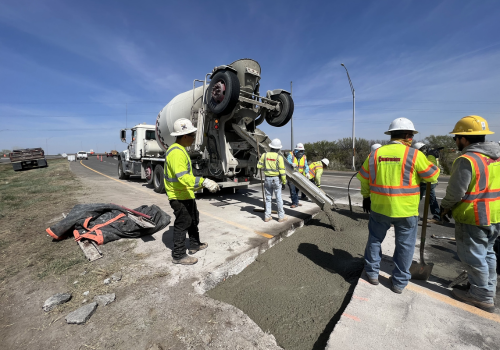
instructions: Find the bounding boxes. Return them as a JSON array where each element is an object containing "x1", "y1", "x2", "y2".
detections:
[
  {"x1": 341, "y1": 63, "x2": 356, "y2": 171},
  {"x1": 290, "y1": 81, "x2": 294, "y2": 150}
]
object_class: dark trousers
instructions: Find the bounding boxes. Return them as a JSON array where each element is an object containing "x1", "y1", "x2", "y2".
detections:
[
  {"x1": 169, "y1": 199, "x2": 201, "y2": 259},
  {"x1": 419, "y1": 183, "x2": 440, "y2": 221},
  {"x1": 288, "y1": 182, "x2": 307, "y2": 205}
]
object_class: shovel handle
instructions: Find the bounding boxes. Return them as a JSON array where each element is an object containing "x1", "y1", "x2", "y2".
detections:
[{"x1": 420, "y1": 182, "x2": 431, "y2": 264}]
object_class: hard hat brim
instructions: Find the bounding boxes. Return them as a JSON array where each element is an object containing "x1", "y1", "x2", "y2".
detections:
[
  {"x1": 449, "y1": 131, "x2": 495, "y2": 135},
  {"x1": 170, "y1": 127, "x2": 197, "y2": 137},
  {"x1": 268, "y1": 143, "x2": 283, "y2": 149},
  {"x1": 384, "y1": 130, "x2": 418, "y2": 135}
]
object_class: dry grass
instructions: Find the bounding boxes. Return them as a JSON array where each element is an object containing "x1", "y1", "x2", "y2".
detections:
[{"x1": 0, "y1": 159, "x2": 85, "y2": 285}]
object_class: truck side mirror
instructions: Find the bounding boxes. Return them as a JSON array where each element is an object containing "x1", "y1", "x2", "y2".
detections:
[{"x1": 120, "y1": 130, "x2": 127, "y2": 143}]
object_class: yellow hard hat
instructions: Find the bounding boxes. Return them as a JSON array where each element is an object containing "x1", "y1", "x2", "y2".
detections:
[{"x1": 450, "y1": 115, "x2": 494, "y2": 135}]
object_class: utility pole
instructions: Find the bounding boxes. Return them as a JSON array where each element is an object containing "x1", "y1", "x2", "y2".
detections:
[
  {"x1": 341, "y1": 63, "x2": 356, "y2": 171},
  {"x1": 126, "y1": 103, "x2": 128, "y2": 129},
  {"x1": 290, "y1": 81, "x2": 294, "y2": 150}
]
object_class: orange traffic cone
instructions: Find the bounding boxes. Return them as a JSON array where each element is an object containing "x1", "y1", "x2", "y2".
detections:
[{"x1": 100, "y1": 155, "x2": 103, "y2": 162}]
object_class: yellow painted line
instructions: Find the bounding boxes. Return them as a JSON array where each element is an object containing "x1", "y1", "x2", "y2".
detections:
[
  {"x1": 78, "y1": 160, "x2": 273, "y2": 239},
  {"x1": 379, "y1": 271, "x2": 500, "y2": 323}
]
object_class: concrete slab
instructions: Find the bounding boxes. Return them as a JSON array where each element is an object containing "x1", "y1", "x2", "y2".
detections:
[{"x1": 326, "y1": 207, "x2": 500, "y2": 350}]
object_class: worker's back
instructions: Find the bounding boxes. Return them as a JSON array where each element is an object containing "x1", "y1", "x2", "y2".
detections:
[{"x1": 358, "y1": 143, "x2": 439, "y2": 217}]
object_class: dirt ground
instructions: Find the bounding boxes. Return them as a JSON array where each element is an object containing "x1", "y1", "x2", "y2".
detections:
[{"x1": 0, "y1": 160, "x2": 282, "y2": 350}]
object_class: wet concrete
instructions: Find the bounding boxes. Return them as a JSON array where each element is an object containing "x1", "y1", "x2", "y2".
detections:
[{"x1": 207, "y1": 205, "x2": 369, "y2": 350}]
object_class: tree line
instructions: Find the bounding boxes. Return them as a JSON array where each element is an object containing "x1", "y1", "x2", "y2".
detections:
[{"x1": 303, "y1": 135, "x2": 459, "y2": 174}]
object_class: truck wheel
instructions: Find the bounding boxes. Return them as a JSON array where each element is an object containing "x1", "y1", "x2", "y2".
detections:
[
  {"x1": 145, "y1": 163, "x2": 154, "y2": 186},
  {"x1": 265, "y1": 92, "x2": 294, "y2": 127},
  {"x1": 118, "y1": 160, "x2": 129, "y2": 180},
  {"x1": 153, "y1": 164, "x2": 165, "y2": 193},
  {"x1": 207, "y1": 70, "x2": 240, "y2": 116}
]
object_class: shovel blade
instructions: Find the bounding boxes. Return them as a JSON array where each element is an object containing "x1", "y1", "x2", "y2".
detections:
[{"x1": 410, "y1": 261, "x2": 434, "y2": 281}]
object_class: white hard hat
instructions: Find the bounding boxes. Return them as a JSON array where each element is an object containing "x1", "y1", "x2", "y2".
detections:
[
  {"x1": 371, "y1": 144, "x2": 382, "y2": 152},
  {"x1": 321, "y1": 158, "x2": 329, "y2": 167},
  {"x1": 295, "y1": 143, "x2": 305, "y2": 151},
  {"x1": 170, "y1": 118, "x2": 197, "y2": 136},
  {"x1": 413, "y1": 142, "x2": 426, "y2": 150},
  {"x1": 269, "y1": 138, "x2": 283, "y2": 149},
  {"x1": 384, "y1": 118, "x2": 418, "y2": 135}
]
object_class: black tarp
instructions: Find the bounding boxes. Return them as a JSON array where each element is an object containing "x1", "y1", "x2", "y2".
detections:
[{"x1": 46, "y1": 203, "x2": 170, "y2": 245}]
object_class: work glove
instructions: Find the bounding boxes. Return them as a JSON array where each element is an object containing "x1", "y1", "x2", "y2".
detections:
[
  {"x1": 362, "y1": 197, "x2": 371, "y2": 214},
  {"x1": 202, "y1": 179, "x2": 220, "y2": 193},
  {"x1": 291, "y1": 163, "x2": 298, "y2": 170},
  {"x1": 439, "y1": 206, "x2": 452, "y2": 222},
  {"x1": 306, "y1": 173, "x2": 311, "y2": 179}
]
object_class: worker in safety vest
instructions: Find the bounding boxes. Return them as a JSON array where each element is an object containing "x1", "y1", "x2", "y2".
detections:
[
  {"x1": 257, "y1": 138, "x2": 287, "y2": 222},
  {"x1": 413, "y1": 142, "x2": 442, "y2": 223},
  {"x1": 440, "y1": 116, "x2": 500, "y2": 313},
  {"x1": 164, "y1": 118, "x2": 220, "y2": 265},
  {"x1": 308, "y1": 158, "x2": 329, "y2": 187},
  {"x1": 287, "y1": 143, "x2": 310, "y2": 208},
  {"x1": 357, "y1": 118, "x2": 440, "y2": 293}
]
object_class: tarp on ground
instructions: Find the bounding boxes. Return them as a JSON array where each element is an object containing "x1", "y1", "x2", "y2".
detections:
[{"x1": 46, "y1": 203, "x2": 170, "y2": 245}]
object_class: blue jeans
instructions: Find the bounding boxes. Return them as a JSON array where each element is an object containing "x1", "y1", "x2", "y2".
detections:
[
  {"x1": 265, "y1": 177, "x2": 285, "y2": 219},
  {"x1": 364, "y1": 211, "x2": 419, "y2": 289},
  {"x1": 455, "y1": 222, "x2": 499, "y2": 303},
  {"x1": 419, "y1": 183, "x2": 440, "y2": 221},
  {"x1": 288, "y1": 182, "x2": 307, "y2": 205}
]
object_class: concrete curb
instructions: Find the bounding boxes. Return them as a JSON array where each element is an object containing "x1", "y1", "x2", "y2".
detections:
[{"x1": 194, "y1": 210, "x2": 320, "y2": 294}]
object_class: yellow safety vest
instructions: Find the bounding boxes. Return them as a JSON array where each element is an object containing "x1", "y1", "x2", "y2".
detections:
[
  {"x1": 451, "y1": 152, "x2": 500, "y2": 226},
  {"x1": 357, "y1": 143, "x2": 440, "y2": 217},
  {"x1": 309, "y1": 161, "x2": 324, "y2": 186},
  {"x1": 257, "y1": 152, "x2": 286, "y2": 184},
  {"x1": 164, "y1": 143, "x2": 204, "y2": 200},
  {"x1": 290, "y1": 152, "x2": 307, "y2": 174}
]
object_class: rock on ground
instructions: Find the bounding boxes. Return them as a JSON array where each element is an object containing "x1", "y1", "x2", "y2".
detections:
[
  {"x1": 42, "y1": 293, "x2": 72, "y2": 312},
  {"x1": 94, "y1": 293, "x2": 115, "y2": 306},
  {"x1": 65, "y1": 302, "x2": 98, "y2": 324}
]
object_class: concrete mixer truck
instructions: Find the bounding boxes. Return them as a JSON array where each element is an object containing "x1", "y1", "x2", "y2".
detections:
[{"x1": 118, "y1": 58, "x2": 334, "y2": 210}]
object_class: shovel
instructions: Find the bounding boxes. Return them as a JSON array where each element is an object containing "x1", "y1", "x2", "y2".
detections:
[{"x1": 410, "y1": 182, "x2": 434, "y2": 281}]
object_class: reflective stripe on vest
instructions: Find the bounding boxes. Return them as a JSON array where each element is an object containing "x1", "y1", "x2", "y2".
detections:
[
  {"x1": 291, "y1": 152, "x2": 306, "y2": 173},
  {"x1": 164, "y1": 146, "x2": 191, "y2": 182},
  {"x1": 455, "y1": 152, "x2": 500, "y2": 226},
  {"x1": 309, "y1": 161, "x2": 322, "y2": 177},
  {"x1": 368, "y1": 147, "x2": 420, "y2": 196}
]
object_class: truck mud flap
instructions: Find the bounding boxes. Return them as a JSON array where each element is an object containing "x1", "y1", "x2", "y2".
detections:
[
  {"x1": 232, "y1": 123, "x2": 334, "y2": 210},
  {"x1": 37, "y1": 159, "x2": 47, "y2": 167}
]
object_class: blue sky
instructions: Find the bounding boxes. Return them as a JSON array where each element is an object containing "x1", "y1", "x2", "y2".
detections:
[{"x1": 1, "y1": 0, "x2": 499, "y2": 154}]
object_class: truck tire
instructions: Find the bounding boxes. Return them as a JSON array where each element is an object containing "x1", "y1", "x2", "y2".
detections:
[
  {"x1": 265, "y1": 92, "x2": 294, "y2": 127},
  {"x1": 153, "y1": 164, "x2": 165, "y2": 193},
  {"x1": 118, "y1": 160, "x2": 129, "y2": 180},
  {"x1": 207, "y1": 70, "x2": 240, "y2": 116},
  {"x1": 145, "y1": 163, "x2": 154, "y2": 186}
]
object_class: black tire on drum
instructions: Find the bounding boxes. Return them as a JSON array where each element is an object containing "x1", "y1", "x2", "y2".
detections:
[
  {"x1": 118, "y1": 160, "x2": 129, "y2": 180},
  {"x1": 265, "y1": 92, "x2": 294, "y2": 127},
  {"x1": 153, "y1": 164, "x2": 165, "y2": 193},
  {"x1": 207, "y1": 70, "x2": 240, "y2": 115}
]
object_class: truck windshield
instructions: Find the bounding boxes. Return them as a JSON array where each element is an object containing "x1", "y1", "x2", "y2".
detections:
[{"x1": 145, "y1": 130, "x2": 156, "y2": 140}]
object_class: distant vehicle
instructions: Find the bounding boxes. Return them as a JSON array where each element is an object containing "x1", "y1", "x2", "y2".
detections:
[
  {"x1": 9, "y1": 148, "x2": 47, "y2": 171},
  {"x1": 110, "y1": 150, "x2": 118, "y2": 155},
  {"x1": 89, "y1": 149, "x2": 94, "y2": 155},
  {"x1": 77, "y1": 151, "x2": 88, "y2": 160},
  {"x1": 106, "y1": 152, "x2": 113, "y2": 157}
]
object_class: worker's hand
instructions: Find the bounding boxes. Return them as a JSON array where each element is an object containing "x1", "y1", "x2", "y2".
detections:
[
  {"x1": 292, "y1": 163, "x2": 298, "y2": 170},
  {"x1": 202, "y1": 179, "x2": 220, "y2": 193},
  {"x1": 306, "y1": 173, "x2": 311, "y2": 179},
  {"x1": 362, "y1": 197, "x2": 371, "y2": 214},
  {"x1": 439, "y1": 206, "x2": 452, "y2": 222}
]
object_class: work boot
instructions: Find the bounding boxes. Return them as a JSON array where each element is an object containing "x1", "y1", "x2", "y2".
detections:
[
  {"x1": 389, "y1": 277, "x2": 403, "y2": 294},
  {"x1": 451, "y1": 289, "x2": 495, "y2": 313},
  {"x1": 172, "y1": 256, "x2": 198, "y2": 265},
  {"x1": 278, "y1": 216, "x2": 287, "y2": 223},
  {"x1": 188, "y1": 242, "x2": 208, "y2": 255},
  {"x1": 264, "y1": 217, "x2": 272, "y2": 222},
  {"x1": 367, "y1": 277, "x2": 379, "y2": 285},
  {"x1": 290, "y1": 205, "x2": 297, "y2": 209}
]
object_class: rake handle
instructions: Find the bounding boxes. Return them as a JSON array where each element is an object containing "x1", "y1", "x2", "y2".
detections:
[{"x1": 420, "y1": 182, "x2": 431, "y2": 264}]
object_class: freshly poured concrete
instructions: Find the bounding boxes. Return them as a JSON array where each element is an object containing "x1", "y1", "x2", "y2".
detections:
[{"x1": 207, "y1": 206, "x2": 369, "y2": 350}]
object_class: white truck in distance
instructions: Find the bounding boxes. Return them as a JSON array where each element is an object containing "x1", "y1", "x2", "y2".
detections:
[{"x1": 118, "y1": 58, "x2": 295, "y2": 194}]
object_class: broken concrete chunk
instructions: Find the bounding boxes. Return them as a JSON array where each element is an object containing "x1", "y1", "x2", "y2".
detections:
[
  {"x1": 94, "y1": 293, "x2": 115, "y2": 306},
  {"x1": 43, "y1": 293, "x2": 72, "y2": 312},
  {"x1": 83, "y1": 291, "x2": 89, "y2": 296},
  {"x1": 65, "y1": 302, "x2": 97, "y2": 324},
  {"x1": 103, "y1": 278, "x2": 111, "y2": 285},
  {"x1": 111, "y1": 273, "x2": 122, "y2": 281}
]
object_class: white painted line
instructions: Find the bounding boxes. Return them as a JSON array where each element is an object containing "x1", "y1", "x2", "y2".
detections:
[{"x1": 322, "y1": 185, "x2": 360, "y2": 190}]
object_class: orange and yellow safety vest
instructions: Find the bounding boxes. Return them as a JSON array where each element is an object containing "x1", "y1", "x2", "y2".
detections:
[
  {"x1": 309, "y1": 161, "x2": 324, "y2": 186},
  {"x1": 452, "y1": 152, "x2": 500, "y2": 226},
  {"x1": 289, "y1": 152, "x2": 307, "y2": 174},
  {"x1": 357, "y1": 143, "x2": 440, "y2": 217}
]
